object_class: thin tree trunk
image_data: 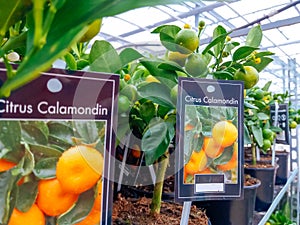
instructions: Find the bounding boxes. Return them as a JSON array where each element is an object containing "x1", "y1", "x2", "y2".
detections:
[
  {"x1": 251, "y1": 143, "x2": 256, "y2": 165},
  {"x1": 150, "y1": 154, "x2": 169, "y2": 216}
]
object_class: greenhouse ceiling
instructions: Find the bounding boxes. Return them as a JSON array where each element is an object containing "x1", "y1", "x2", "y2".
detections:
[{"x1": 96, "y1": 0, "x2": 300, "y2": 93}]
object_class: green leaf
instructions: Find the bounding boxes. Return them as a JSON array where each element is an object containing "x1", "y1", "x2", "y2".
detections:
[
  {"x1": 119, "y1": 48, "x2": 143, "y2": 66},
  {"x1": 224, "y1": 41, "x2": 240, "y2": 53},
  {"x1": 137, "y1": 82, "x2": 174, "y2": 108},
  {"x1": 151, "y1": 24, "x2": 180, "y2": 34},
  {"x1": 140, "y1": 59, "x2": 177, "y2": 88},
  {"x1": 64, "y1": 52, "x2": 77, "y2": 70},
  {"x1": 89, "y1": 40, "x2": 122, "y2": 73},
  {"x1": 0, "y1": 170, "x2": 18, "y2": 224},
  {"x1": 251, "y1": 125, "x2": 263, "y2": 147},
  {"x1": 0, "y1": 0, "x2": 197, "y2": 97},
  {"x1": 244, "y1": 56, "x2": 274, "y2": 72},
  {"x1": 246, "y1": 25, "x2": 262, "y2": 48},
  {"x1": 159, "y1": 25, "x2": 181, "y2": 52},
  {"x1": 33, "y1": 157, "x2": 58, "y2": 179},
  {"x1": 29, "y1": 144, "x2": 62, "y2": 158},
  {"x1": 116, "y1": 115, "x2": 131, "y2": 144},
  {"x1": 21, "y1": 123, "x2": 48, "y2": 145},
  {"x1": 212, "y1": 70, "x2": 234, "y2": 80},
  {"x1": 212, "y1": 25, "x2": 227, "y2": 57},
  {"x1": 186, "y1": 105, "x2": 201, "y2": 123},
  {"x1": 28, "y1": 121, "x2": 49, "y2": 137},
  {"x1": 48, "y1": 121, "x2": 74, "y2": 146},
  {"x1": 244, "y1": 123, "x2": 252, "y2": 145},
  {"x1": 232, "y1": 46, "x2": 258, "y2": 61},
  {"x1": 184, "y1": 106, "x2": 203, "y2": 160},
  {"x1": 1, "y1": 31, "x2": 28, "y2": 53},
  {"x1": 15, "y1": 181, "x2": 38, "y2": 212},
  {"x1": 51, "y1": 136, "x2": 74, "y2": 150},
  {"x1": 0, "y1": 121, "x2": 22, "y2": 152},
  {"x1": 262, "y1": 81, "x2": 272, "y2": 91},
  {"x1": 257, "y1": 112, "x2": 269, "y2": 120},
  {"x1": 213, "y1": 145, "x2": 234, "y2": 165},
  {"x1": 202, "y1": 31, "x2": 228, "y2": 56},
  {"x1": 57, "y1": 187, "x2": 95, "y2": 225},
  {"x1": 21, "y1": 147, "x2": 35, "y2": 176},
  {"x1": 142, "y1": 120, "x2": 175, "y2": 165},
  {"x1": 254, "y1": 51, "x2": 275, "y2": 58},
  {"x1": 0, "y1": 0, "x2": 32, "y2": 37},
  {"x1": 184, "y1": 132, "x2": 204, "y2": 165},
  {"x1": 158, "y1": 60, "x2": 185, "y2": 72},
  {"x1": 73, "y1": 121, "x2": 99, "y2": 144}
]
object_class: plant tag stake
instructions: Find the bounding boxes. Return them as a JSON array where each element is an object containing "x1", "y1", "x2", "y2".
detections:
[
  {"x1": 0, "y1": 64, "x2": 119, "y2": 225},
  {"x1": 175, "y1": 77, "x2": 244, "y2": 203},
  {"x1": 270, "y1": 103, "x2": 290, "y2": 145}
]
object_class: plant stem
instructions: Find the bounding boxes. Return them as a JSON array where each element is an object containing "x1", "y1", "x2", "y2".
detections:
[
  {"x1": 32, "y1": 0, "x2": 46, "y2": 48},
  {"x1": 251, "y1": 143, "x2": 256, "y2": 165},
  {"x1": 150, "y1": 153, "x2": 169, "y2": 216}
]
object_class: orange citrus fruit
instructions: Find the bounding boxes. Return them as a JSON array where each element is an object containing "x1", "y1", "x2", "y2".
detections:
[
  {"x1": 0, "y1": 159, "x2": 24, "y2": 185},
  {"x1": 36, "y1": 178, "x2": 78, "y2": 216},
  {"x1": 0, "y1": 159, "x2": 17, "y2": 171},
  {"x1": 56, "y1": 145, "x2": 104, "y2": 194},
  {"x1": 175, "y1": 29, "x2": 199, "y2": 54},
  {"x1": 8, "y1": 203, "x2": 45, "y2": 225},
  {"x1": 198, "y1": 167, "x2": 212, "y2": 174},
  {"x1": 131, "y1": 144, "x2": 141, "y2": 159},
  {"x1": 217, "y1": 142, "x2": 238, "y2": 171},
  {"x1": 124, "y1": 74, "x2": 131, "y2": 82},
  {"x1": 184, "y1": 123, "x2": 194, "y2": 131},
  {"x1": 183, "y1": 168, "x2": 188, "y2": 183},
  {"x1": 184, "y1": 150, "x2": 207, "y2": 175},
  {"x1": 212, "y1": 121, "x2": 238, "y2": 148},
  {"x1": 202, "y1": 137, "x2": 224, "y2": 158}
]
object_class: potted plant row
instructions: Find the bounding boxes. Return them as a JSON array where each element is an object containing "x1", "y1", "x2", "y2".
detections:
[
  {"x1": 106, "y1": 21, "x2": 273, "y2": 224},
  {"x1": 0, "y1": 1, "x2": 215, "y2": 225},
  {"x1": 244, "y1": 83, "x2": 299, "y2": 212},
  {"x1": 0, "y1": 1, "x2": 282, "y2": 225}
]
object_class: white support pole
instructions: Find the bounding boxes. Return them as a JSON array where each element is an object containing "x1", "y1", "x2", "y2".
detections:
[{"x1": 180, "y1": 201, "x2": 192, "y2": 225}]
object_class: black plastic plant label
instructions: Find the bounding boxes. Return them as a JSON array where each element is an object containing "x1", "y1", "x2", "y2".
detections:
[
  {"x1": 270, "y1": 103, "x2": 290, "y2": 144},
  {"x1": 0, "y1": 65, "x2": 119, "y2": 225},
  {"x1": 175, "y1": 77, "x2": 244, "y2": 202}
]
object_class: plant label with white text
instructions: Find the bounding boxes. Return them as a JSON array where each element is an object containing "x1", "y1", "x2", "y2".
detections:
[
  {"x1": 0, "y1": 64, "x2": 119, "y2": 225},
  {"x1": 175, "y1": 77, "x2": 244, "y2": 201}
]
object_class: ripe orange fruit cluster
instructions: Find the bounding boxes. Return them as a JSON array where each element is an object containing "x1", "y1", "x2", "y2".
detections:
[
  {"x1": 202, "y1": 136, "x2": 223, "y2": 158},
  {"x1": 0, "y1": 159, "x2": 24, "y2": 185},
  {"x1": 184, "y1": 150, "x2": 208, "y2": 175},
  {"x1": 211, "y1": 121, "x2": 238, "y2": 171},
  {"x1": 212, "y1": 120, "x2": 238, "y2": 148},
  {"x1": 6, "y1": 145, "x2": 104, "y2": 225},
  {"x1": 8, "y1": 203, "x2": 45, "y2": 225},
  {"x1": 184, "y1": 120, "x2": 238, "y2": 182},
  {"x1": 217, "y1": 142, "x2": 238, "y2": 171}
]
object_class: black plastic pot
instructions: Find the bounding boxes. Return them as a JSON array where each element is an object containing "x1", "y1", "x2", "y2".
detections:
[
  {"x1": 244, "y1": 164, "x2": 278, "y2": 212},
  {"x1": 195, "y1": 181, "x2": 260, "y2": 225},
  {"x1": 275, "y1": 151, "x2": 289, "y2": 185}
]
